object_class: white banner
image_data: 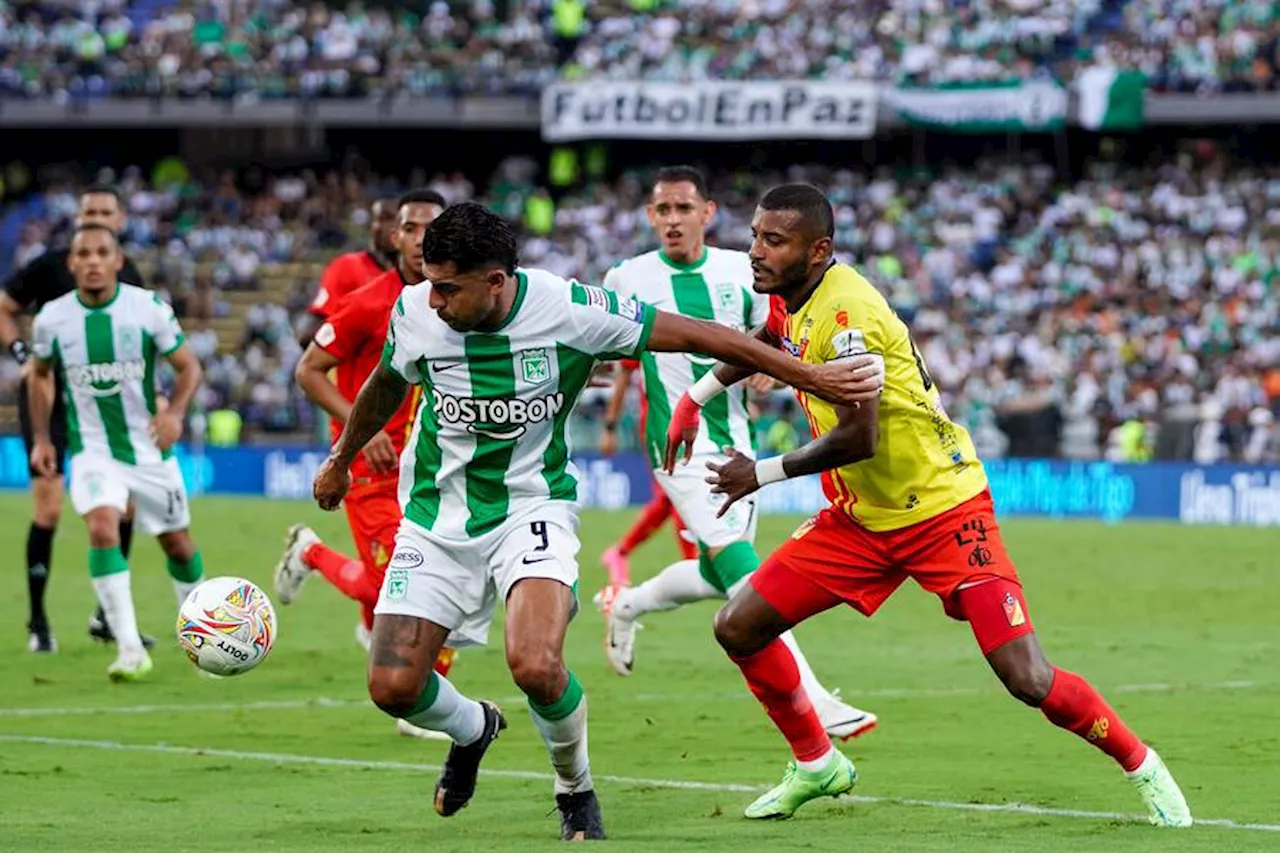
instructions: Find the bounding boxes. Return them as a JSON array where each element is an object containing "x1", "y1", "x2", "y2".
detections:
[{"x1": 541, "y1": 81, "x2": 877, "y2": 142}]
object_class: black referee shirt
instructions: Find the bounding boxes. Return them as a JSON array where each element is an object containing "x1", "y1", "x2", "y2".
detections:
[{"x1": 4, "y1": 248, "x2": 146, "y2": 313}]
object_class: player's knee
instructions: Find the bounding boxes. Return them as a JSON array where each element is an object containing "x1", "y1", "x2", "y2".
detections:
[
  {"x1": 367, "y1": 669, "x2": 426, "y2": 717},
  {"x1": 1000, "y1": 659, "x2": 1055, "y2": 706},
  {"x1": 507, "y1": 646, "x2": 564, "y2": 706},
  {"x1": 713, "y1": 605, "x2": 764, "y2": 657},
  {"x1": 85, "y1": 513, "x2": 120, "y2": 549}
]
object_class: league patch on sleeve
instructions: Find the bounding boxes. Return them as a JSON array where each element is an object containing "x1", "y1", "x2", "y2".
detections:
[
  {"x1": 618, "y1": 297, "x2": 644, "y2": 323},
  {"x1": 315, "y1": 323, "x2": 337, "y2": 347},
  {"x1": 831, "y1": 328, "x2": 867, "y2": 358}
]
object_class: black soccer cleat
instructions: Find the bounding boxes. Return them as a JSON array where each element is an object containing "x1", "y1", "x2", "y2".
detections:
[
  {"x1": 88, "y1": 612, "x2": 156, "y2": 650},
  {"x1": 26, "y1": 622, "x2": 57, "y2": 654},
  {"x1": 434, "y1": 700, "x2": 507, "y2": 817},
  {"x1": 556, "y1": 790, "x2": 606, "y2": 841}
]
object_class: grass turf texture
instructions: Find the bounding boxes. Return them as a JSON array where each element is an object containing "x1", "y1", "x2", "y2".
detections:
[{"x1": 1, "y1": 494, "x2": 1277, "y2": 851}]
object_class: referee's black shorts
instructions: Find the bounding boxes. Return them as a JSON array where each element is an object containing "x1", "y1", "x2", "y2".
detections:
[{"x1": 18, "y1": 377, "x2": 67, "y2": 478}]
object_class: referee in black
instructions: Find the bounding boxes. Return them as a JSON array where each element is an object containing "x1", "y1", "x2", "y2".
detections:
[{"x1": 1, "y1": 185, "x2": 155, "y2": 652}]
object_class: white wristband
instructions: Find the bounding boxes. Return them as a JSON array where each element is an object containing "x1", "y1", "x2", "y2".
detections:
[
  {"x1": 754, "y1": 455, "x2": 788, "y2": 486},
  {"x1": 688, "y1": 371, "x2": 728, "y2": 406}
]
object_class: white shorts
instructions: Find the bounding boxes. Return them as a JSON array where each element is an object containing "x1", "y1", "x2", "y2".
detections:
[
  {"x1": 68, "y1": 454, "x2": 191, "y2": 536},
  {"x1": 374, "y1": 502, "x2": 581, "y2": 649},
  {"x1": 653, "y1": 452, "x2": 758, "y2": 551}
]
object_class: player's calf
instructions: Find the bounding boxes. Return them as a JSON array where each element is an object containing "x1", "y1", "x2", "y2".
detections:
[{"x1": 157, "y1": 529, "x2": 206, "y2": 609}]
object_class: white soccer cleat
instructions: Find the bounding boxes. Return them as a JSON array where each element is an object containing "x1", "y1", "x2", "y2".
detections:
[
  {"x1": 595, "y1": 585, "x2": 637, "y2": 676},
  {"x1": 396, "y1": 718, "x2": 450, "y2": 741},
  {"x1": 274, "y1": 524, "x2": 318, "y2": 605},
  {"x1": 355, "y1": 622, "x2": 372, "y2": 652},
  {"x1": 107, "y1": 649, "x2": 153, "y2": 683},
  {"x1": 812, "y1": 689, "x2": 878, "y2": 741},
  {"x1": 1127, "y1": 748, "x2": 1193, "y2": 827}
]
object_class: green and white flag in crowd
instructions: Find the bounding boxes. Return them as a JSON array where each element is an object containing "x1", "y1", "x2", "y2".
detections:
[
  {"x1": 888, "y1": 79, "x2": 1067, "y2": 133},
  {"x1": 1076, "y1": 67, "x2": 1146, "y2": 131}
]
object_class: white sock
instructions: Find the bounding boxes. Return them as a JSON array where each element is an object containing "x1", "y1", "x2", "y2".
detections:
[
  {"x1": 796, "y1": 746, "x2": 836, "y2": 772},
  {"x1": 779, "y1": 630, "x2": 835, "y2": 706},
  {"x1": 173, "y1": 579, "x2": 200, "y2": 610},
  {"x1": 401, "y1": 673, "x2": 486, "y2": 745},
  {"x1": 92, "y1": 572, "x2": 143, "y2": 655},
  {"x1": 615, "y1": 559, "x2": 721, "y2": 620},
  {"x1": 530, "y1": 688, "x2": 593, "y2": 795}
]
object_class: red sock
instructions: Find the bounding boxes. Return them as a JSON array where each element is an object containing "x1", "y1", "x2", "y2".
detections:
[
  {"x1": 617, "y1": 492, "x2": 673, "y2": 556},
  {"x1": 672, "y1": 513, "x2": 698, "y2": 560},
  {"x1": 731, "y1": 638, "x2": 831, "y2": 762},
  {"x1": 302, "y1": 542, "x2": 379, "y2": 609},
  {"x1": 1040, "y1": 667, "x2": 1148, "y2": 772}
]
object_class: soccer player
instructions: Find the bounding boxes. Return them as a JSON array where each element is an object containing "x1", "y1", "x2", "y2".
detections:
[
  {"x1": 664, "y1": 184, "x2": 1193, "y2": 827},
  {"x1": 597, "y1": 358, "x2": 697, "y2": 586},
  {"x1": 0, "y1": 185, "x2": 155, "y2": 653},
  {"x1": 597, "y1": 166, "x2": 878, "y2": 740},
  {"x1": 297, "y1": 197, "x2": 398, "y2": 346},
  {"x1": 26, "y1": 224, "x2": 206, "y2": 681},
  {"x1": 310, "y1": 202, "x2": 881, "y2": 840},
  {"x1": 277, "y1": 189, "x2": 459, "y2": 690}
]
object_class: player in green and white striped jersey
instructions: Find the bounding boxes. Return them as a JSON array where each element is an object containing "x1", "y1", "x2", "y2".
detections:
[
  {"x1": 27, "y1": 224, "x2": 207, "y2": 682},
  {"x1": 311, "y1": 203, "x2": 884, "y2": 840},
  {"x1": 598, "y1": 166, "x2": 879, "y2": 741}
]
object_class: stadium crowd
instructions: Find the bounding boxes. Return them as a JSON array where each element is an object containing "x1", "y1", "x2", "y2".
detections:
[
  {"x1": 3, "y1": 147, "x2": 1278, "y2": 463},
  {"x1": 2, "y1": 0, "x2": 1278, "y2": 100}
]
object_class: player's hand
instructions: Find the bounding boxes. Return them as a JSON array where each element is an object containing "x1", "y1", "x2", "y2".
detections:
[
  {"x1": 705, "y1": 447, "x2": 760, "y2": 518},
  {"x1": 362, "y1": 431, "x2": 398, "y2": 474},
  {"x1": 745, "y1": 373, "x2": 782, "y2": 394},
  {"x1": 663, "y1": 393, "x2": 701, "y2": 474},
  {"x1": 801, "y1": 354, "x2": 885, "y2": 406},
  {"x1": 313, "y1": 455, "x2": 351, "y2": 511},
  {"x1": 599, "y1": 427, "x2": 618, "y2": 457},
  {"x1": 29, "y1": 439, "x2": 58, "y2": 479},
  {"x1": 150, "y1": 412, "x2": 184, "y2": 451}
]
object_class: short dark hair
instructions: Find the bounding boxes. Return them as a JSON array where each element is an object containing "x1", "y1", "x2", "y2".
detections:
[
  {"x1": 79, "y1": 184, "x2": 123, "y2": 205},
  {"x1": 758, "y1": 183, "x2": 834, "y2": 240},
  {"x1": 420, "y1": 202, "x2": 518, "y2": 275},
  {"x1": 654, "y1": 165, "x2": 709, "y2": 200},
  {"x1": 71, "y1": 222, "x2": 121, "y2": 246},
  {"x1": 397, "y1": 188, "x2": 448, "y2": 210}
]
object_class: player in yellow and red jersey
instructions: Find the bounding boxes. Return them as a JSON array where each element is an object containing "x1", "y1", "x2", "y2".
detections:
[{"x1": 664, "y1": 184, "x2": 1192, "y2": 827}]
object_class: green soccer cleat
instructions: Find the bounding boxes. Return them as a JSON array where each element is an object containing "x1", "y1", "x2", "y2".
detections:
[
  {"x1": 107, "y1": 651, "x2": 153, "y2": 683},
  {"x1": 1127, "y1": 748, "x2": 1193, "y2": 828},
  {"x1": 744, "y1": 751, "x2": 858, "y2": 820}
]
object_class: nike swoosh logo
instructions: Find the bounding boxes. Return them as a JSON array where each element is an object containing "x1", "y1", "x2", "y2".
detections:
[
  {"x1": 433, "y1": 362, "x2": 461, "y2": 372},
  {"x1": 522, "y1": 555, "x2": 555, "y2": 565}
]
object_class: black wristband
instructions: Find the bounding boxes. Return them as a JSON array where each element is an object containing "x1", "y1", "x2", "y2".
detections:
[{"x1": 9, "y1": 340, "x2": 30, "y2": 365}]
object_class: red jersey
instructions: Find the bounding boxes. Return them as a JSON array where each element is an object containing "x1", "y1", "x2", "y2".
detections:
[
  {"x1": 314, "y1": 268, "x2": 421, "y2": 477},
  {"x1": 309, "y1": 249, "x2": 387, "y2": 318}
]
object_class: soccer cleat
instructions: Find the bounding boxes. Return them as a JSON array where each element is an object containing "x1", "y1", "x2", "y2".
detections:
[
  {"x1": 1127, "y1": 748, "x2": 1193, "y2": 828},
  {"x1": 743, "y1": 751, "x2": 858, "y2": 820},
  {"x1": 26, "y1": 623, "x2": 57, "y2": 654},
  {"x1": 88, "y1": 612, "x2": 156, "y2": 650},
  {"x1": 274, "y1": 524, "x2": 318, "y2": 604},
  {"x1": 355, "y1": 622, "x2": 372, "y2": 652},
  {"x1": 397, "y1": 718, "x2": 451, "y2": 741},
  {"x1": 600, "y1": 545, "x2": 630, "y2": 587},
  {"x1": 595, "y1": 586, "x2": 636, "y2": 676},
  {"x1": 434, "y1": 700, "x2": 507, "y2": 817},
  {"x1": 556, "y1": 789, "x2": 606, "y2": 841},
  {"x1": 107, "y1": 650, "x2": 153, "y2": 683},
  {"x1": 812, "y1": 689, "x2": 878, "y2": 741}
]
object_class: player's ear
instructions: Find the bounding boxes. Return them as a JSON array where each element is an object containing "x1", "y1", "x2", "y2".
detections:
[
  {"x1": 704, "y1": 199, "x2": 718, "y2": 224},
  {"x1": 810, "y1": 236, "x2": 834, "y2": 266},
  {"x1": 109, "y1": 249, "x2": 124, "y2": 274},
  {"x1": 487, "y1": 268, "x2": 507, "y2": 291}
]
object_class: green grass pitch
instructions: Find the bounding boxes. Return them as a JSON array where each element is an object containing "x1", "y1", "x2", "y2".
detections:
[{"x1": 1, "y1": 494, "x2": 1278, "y2": 851}]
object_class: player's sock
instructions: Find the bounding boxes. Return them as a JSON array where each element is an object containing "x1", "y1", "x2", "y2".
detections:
[
  {"x1": 777, "y1": 630, "x2": 836, "y2": 703},
  {"x1": 360, "y1": 602, "x2": 376, "y2": 632},
  {"x1": 118, "y1": 519, "x2": 134, "y2": 560},
  {"x1": 613, "y1": 559, "x2": 720, "y2": 620},
  {"x1": 708, "y1": 541, "x2": 760, "y2": 592},
  {"x1": 617, "y1": 496, "x2": 672, "y2": 556},
  {"x1": 528, "y1": 672, "x2": 593, "y2": 795},
  {"x1": 397, "y1": 671, "x2": 486, "y2": 745},
  {"x1": 89, "y1": 547, "x2": 143, "y2": 654},
  {"x1": 26, "y1": 523, "x2": 55, "y2": 630},
  {"x1": 730, "y1": 638, "x2": 831, "y2": 762},
  {"x1": 302, "y1": 542, "x2": 379, "y2": 607},
  {"x1": 1039, "y1": 666, "x2": 1148, "y2": 772},
  {"x1": 166, "y1": 550, "x2": 205, "y2": 608}
]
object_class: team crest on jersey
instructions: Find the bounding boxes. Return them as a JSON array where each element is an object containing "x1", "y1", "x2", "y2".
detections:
[
  {"x1": 116, "y1": 325, "x2": 139, "y2": 355},
  {"x1": 521, "y1": 349, "x2": 551, "y2": 384},
  {"x1": 715, "y1": 282, "x2": 737, "y2": 310}
]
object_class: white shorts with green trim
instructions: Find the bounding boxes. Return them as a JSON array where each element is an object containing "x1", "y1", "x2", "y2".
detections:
[
  {"x1": 653, "y1": 452, "x2": 758, "y2": 551},
  {"x1": 69, "y1": 453, "x2": 190, "y2": 535}
]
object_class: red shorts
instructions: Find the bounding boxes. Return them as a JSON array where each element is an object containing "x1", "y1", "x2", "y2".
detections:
[
  {"x1": 752, "y1": 489, "x2": 1035, "y2": 654},
  {"x1": 343, "y1": 479, "x2": 400, "y2": 588}
]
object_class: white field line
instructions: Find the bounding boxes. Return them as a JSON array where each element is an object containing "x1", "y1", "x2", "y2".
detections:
[
  {"x1": 0, "y1": 679, "x2": 1267, "y2": 719},
  {"x1": 0, "y1": 734, "x2": 1275, "y2": 833}
]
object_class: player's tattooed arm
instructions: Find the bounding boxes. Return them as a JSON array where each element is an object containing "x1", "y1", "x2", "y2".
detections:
[{"x1": 331, "y1": 364, "x2": 408, "y2": 467}]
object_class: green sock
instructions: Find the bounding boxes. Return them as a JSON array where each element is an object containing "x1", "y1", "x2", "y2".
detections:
[
  {"x1": 528, "y1": 672, "x2": 592, "y2": 794},
  {"x1": 89, "y1": 546, "x2": 128, "y2": 578},
  {"x1": 168, "y1": 549, "x2": 205, "y2": 606}
]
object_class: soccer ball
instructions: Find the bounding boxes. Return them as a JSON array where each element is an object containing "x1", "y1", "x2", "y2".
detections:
[{"x1": 176, "y1": 577, "x2": 277, "y2": 677}]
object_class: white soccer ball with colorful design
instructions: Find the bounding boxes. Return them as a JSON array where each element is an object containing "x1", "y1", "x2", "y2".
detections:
[{"x1": 176, "y1": 577, "x2": 278, "y2": 676}]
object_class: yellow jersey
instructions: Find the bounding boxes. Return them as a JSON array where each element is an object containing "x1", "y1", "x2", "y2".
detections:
[{"x1": 766, "y1": 263, "x2": 987, "y2": 531}]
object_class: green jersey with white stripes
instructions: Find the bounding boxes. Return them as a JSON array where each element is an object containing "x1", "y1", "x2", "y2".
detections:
[
  {"x1": 605, "y1": 247, "x2": 768, "y2": 467},
  {"x1": 382, "y1": 267, "x2": 657, "y2": 541},
  {"x1": 31, "y1": 283, "x2": 185, "y2": 466}
]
